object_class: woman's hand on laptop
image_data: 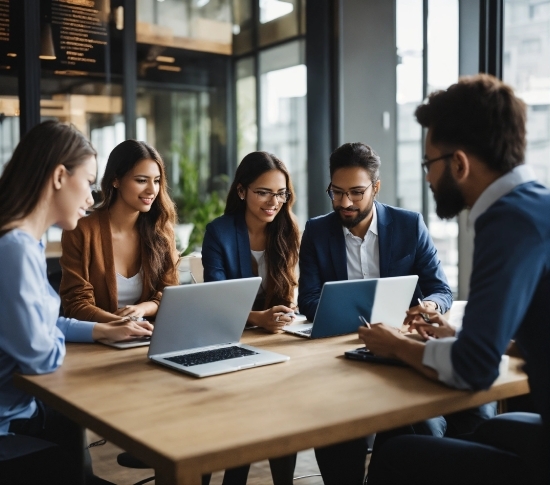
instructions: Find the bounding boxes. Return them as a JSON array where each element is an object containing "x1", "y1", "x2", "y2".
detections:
[
  {"x1": 248, "y1": 305, "x2": 295, "y2": 333},
  {"x1": 92, "y1": 318, "x2": 154, "y2": 342}
]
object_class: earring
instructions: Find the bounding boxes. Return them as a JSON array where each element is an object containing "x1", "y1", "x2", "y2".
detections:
[{"x1": 240, "y1": 197, "x2": 245, "y2": 201}]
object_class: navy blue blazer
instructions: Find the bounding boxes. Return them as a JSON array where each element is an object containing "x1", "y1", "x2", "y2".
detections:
[
  {"x1": 298, "y1": 201, "x2": 452, "y2": 321},
  {"x1": 202, "y1": 211, "x2": 255, "y2": 282}
]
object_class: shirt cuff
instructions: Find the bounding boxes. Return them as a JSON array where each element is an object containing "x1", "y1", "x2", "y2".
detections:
[
  {"x1": 423, "y1": 300, "x2": 440, "y2": 312},
  {"x1": 423, "y1": 337, "x2": 472, "y2": 389},
  {"x1": 58, "y1": 318, "x2": 95, "y2": 343}
]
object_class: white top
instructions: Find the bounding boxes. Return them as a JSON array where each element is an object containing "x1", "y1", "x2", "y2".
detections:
[
  {"x1": 251, "y1": 250, "x2": 268, "y2": 292},
  {"x1": 116, "y1": 271, "x2": 143, "y2": 308},
  {"x1": 423, "y1": 165, "x2": 537, "y2": 389},
  {"x1": 343, "y1": 203, "x2": 380, "y2": 280}
]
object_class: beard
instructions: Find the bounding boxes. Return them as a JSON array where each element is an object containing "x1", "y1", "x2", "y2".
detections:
[
  {"x1": 334, "y1": 200, "x2": 374, "y2": 229},
  {"x1": 432, "y1": 163, "x2": 467, "y2": 219}
]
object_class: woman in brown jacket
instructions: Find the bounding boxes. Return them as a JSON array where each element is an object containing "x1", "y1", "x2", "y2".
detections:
[{"x1": 60, "y1": 140, "x2": 179, "y2": 323}]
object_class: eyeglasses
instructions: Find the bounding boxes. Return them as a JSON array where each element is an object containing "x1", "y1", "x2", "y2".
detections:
[
  {"x1": 326, "y1": 182, "x2": 373, "y2": 202},
  {"x1": 250, "y1": 189, "x2": 290, "y2": 203},
  {"x1": 421, "y1": 153, "x2": 454, "y2": 174}
]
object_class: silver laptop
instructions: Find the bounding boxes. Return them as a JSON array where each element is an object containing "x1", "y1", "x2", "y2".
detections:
[
  {"x1": 147, "y1": 277, "x2": 289, "y2": 378},
  {"x1": 284, "y1": 275, "x2": 419, "y2": 338}
]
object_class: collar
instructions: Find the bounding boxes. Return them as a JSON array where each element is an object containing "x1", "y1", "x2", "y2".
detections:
[
  {"x1": 468, "y1": 165, "x2": 537, "y2": 227},
  {"x1": 343, "y1": 202, "x2": 379, "y2": 239}
]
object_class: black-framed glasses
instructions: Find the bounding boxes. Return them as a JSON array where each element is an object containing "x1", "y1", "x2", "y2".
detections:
[
  {"x1": 250, "y1": 189, "x2": 290, "y2": 203},
  {"x1": 421, "y1": 153, "x2": 454, "y2": 174},
  {"x1": 326, "y1": 182, "x2": 373, "y2": 202}
]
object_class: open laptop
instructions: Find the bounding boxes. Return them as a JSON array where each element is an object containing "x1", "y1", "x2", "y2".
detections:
[
  {"x1": 283, "y1": 275, "x2": 419, "y2": 339},
  {"x1": 147, "y1": 277, "x2": 289, "y2": 378}
]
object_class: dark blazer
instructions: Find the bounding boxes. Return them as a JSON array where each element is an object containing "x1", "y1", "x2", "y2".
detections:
[
  {"x1": 298, "y1": 201, "x2": 452, "y2": 321},
  {"x1": 202, "y1": 211, "x2": 255, "y2": 282}
]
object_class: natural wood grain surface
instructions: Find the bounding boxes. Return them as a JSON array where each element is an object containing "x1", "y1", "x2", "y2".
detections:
[{"x1": 15, "y1": 329, "x2": 529, "y2": 485}]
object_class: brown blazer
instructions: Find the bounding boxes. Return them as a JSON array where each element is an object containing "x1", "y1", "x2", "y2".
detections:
[{"x1": 60, "y1": 209, "x2": 178, "y2": 322}]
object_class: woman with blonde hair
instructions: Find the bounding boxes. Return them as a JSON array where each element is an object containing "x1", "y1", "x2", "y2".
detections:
[{"x1": 60, "y1": 140, "x2": 179, "y2": 322}]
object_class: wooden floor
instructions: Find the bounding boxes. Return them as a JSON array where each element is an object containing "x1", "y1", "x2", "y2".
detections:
[{"x1": 88, "y1": 431, "x2": 328, "y2": 485}]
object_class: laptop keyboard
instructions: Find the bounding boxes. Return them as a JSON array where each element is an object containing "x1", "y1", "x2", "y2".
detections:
[
  {"x1": 298, "y1": 327, "x2": 312, "y2": 336},
  {"x1": 165, "y1": 346, "x2": 258, "y2": 367}
]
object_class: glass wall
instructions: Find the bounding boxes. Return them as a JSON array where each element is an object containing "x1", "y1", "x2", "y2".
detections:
[
  {"x1": 396, "y1": 0, "x2": 459, "y2": 294},
  {"x1": 259, "y1": 40, "x2": 307, "y2": 225},
  {"x1": 426, "y1": 0, "x2": 459, "y2": 294},
  {"x1": 233, "y1": 0, "x2": 307, "y2": 226},
  {"x1": 236, "y1": 56, "x2": 257, "y2": 161},
  {"x1": 137, "y1": 0, "x2": 232, "y2": 55},
  {"x1": 504, "y1": 0, "x2": 550, "y2": 186},
  {"x1": 396, "y1": 0, "x2": 423, "y2": 214}
]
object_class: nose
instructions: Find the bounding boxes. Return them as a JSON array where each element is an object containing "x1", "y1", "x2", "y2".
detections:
[
  {"x1": 341, "y1": 195, "x2": 353, "y2": 207},
  {"x1": 146, "y1": 180, "x2": 156, "y2": 194},
  {"x1": 85, "y1": 187, "x2": 94, "y2": 208}
]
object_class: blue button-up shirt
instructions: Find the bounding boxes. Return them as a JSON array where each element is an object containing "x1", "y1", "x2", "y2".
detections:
[{"x1": 0, "y1": 229, "x2": 95, "y2": 435}]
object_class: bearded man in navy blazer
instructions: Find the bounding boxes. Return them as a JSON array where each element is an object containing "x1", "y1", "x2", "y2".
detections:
[{"x1": 298, "y1": 142, "x2": 453, "y2": 323}]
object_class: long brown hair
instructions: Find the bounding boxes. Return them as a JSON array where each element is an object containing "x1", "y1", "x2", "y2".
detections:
[
  {"x1": 96, "y1": 140, "x2": 178, "y2": 294},
  {"x1": 0, "y1": 120, "x2": 96, "y2": 232},
  {"x1": 226, "y1": 152, "x2": 300, "y2": 308}
]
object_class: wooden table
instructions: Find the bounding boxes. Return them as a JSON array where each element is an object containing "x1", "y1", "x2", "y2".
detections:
[{"x1": 14, "y1": 330, "x2": 529, "y2": 485}]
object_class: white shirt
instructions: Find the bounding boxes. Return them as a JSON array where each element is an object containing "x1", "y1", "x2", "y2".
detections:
[
  {"x1": 423, "y1": 165, "x2": 537, "y2": 389},
  {"x1": 344, "y1": 203, "x2": 380, "y2": 280},
  {"x1": 116, "y1": 271, "x2": 143, "y2": 308},
  {"x1": 251, "y1": 250, "x2": 268, "y2": 292}
]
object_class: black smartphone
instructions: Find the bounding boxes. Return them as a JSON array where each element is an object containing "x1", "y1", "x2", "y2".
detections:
[{"x1": 344, "y1": 347, "x2": 407, "y2": 367}]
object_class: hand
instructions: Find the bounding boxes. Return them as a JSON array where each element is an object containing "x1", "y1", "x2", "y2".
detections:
[
  {"x1": 406, "y1": 310, "x2": 456, "y2": 340},
  {"x1": 403, "y1": 301, "x2": 438, "y2": 326},
  {"x1": 358, "y1": 323, "x2": 406, "y2": 358},
  {"x1": 92, "y1": 318, "x2": 154, "y2": 342},
  {"x1": 114, "y1": 304, "x2": 146, "y2": 318},
  {"x1": 257, "y1": 305, "x2": 295, "y2": 333}
]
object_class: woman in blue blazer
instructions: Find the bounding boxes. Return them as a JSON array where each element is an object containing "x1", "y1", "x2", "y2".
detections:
[
  {"x1": 203, "y1": 151, "x2": 300, "y2": 333},
  {"x1": 202, "y1": 152, "x2": 300, "y2": 485}
]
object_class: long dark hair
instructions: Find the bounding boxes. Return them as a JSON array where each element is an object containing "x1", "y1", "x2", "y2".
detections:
[
  {"x1": 0, "y1": 120, "x2": 96, "y2": 231},
  {"x1": 226, "y1": 151, "x2": 300, "y2": 308},
  {"x1": 96, "y1": 140, "x2": 178, "y2": 293}
]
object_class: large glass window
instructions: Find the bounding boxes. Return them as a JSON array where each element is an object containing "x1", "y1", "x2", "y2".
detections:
[
  {"x1": 504, "y1": 0, "x2": 550, "y2": 186},
  {"x1": 259, "y1": 40, "x2": 307, "y2": 225},
  {"x1": 236, "y1": 56, "x2": 257, "y2": 161},
  {"x1": 137, "y1": 0, "x2": 232, "y2": 55},
  {"x1": 396, "y1": 0, "x2": 459, "y2": 294},
  {"x1": 426, "y1": 0, "x2": 459, "y2": 294},
  {"x1": 396, "y1": 0, "x2": 423, "y2": 214}
]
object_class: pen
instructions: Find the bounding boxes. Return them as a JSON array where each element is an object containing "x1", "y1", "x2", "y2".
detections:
[
  {"x1": 417, "y1": 298, "x2": 431, "y2": 324},
  {"x1": 358, "y1": 315, "x2": 371, "y2": 329}
]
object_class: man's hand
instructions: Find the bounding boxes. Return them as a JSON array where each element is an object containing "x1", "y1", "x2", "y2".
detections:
[
  {"x1": 358, "y1": 323, "x2": 406, "y2": 358},
  {"x1": 403, "y1": 301, "x2": 438, "y2": 325},
  {"x1": 406, "y1": 309, "x2": 456, "y2": 340},
  {"x1": 358, "y1": 321, "x2": 440, "y2": 382}
]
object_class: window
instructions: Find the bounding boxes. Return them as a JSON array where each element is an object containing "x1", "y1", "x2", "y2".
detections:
[
  {"x1": 236, "y1": 56, "x2": 257, "y2": 162},
  {"x1": 233, "y1": 1, "x2": 307, "y2": 226},
  {"x1": 504, "y1": 0, "x2": 550, "y2": 186},
  {"x1": 396, "y1": 0, "x2": 459, "y2": 294},
  {"x1": 259, "y1": 40, "x2": 307, "y2": 225}
]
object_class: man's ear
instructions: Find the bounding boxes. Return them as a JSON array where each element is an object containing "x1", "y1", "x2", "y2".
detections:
[
  {"x1": 452, "y1": 150, "x2": 470, "y2": 183},
  {"x1": 373, "y1": 180, "x2": 381, "y2": 197},
  {"x1": 52, "y1": 165, "x2": 66, "y2": 191}
]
